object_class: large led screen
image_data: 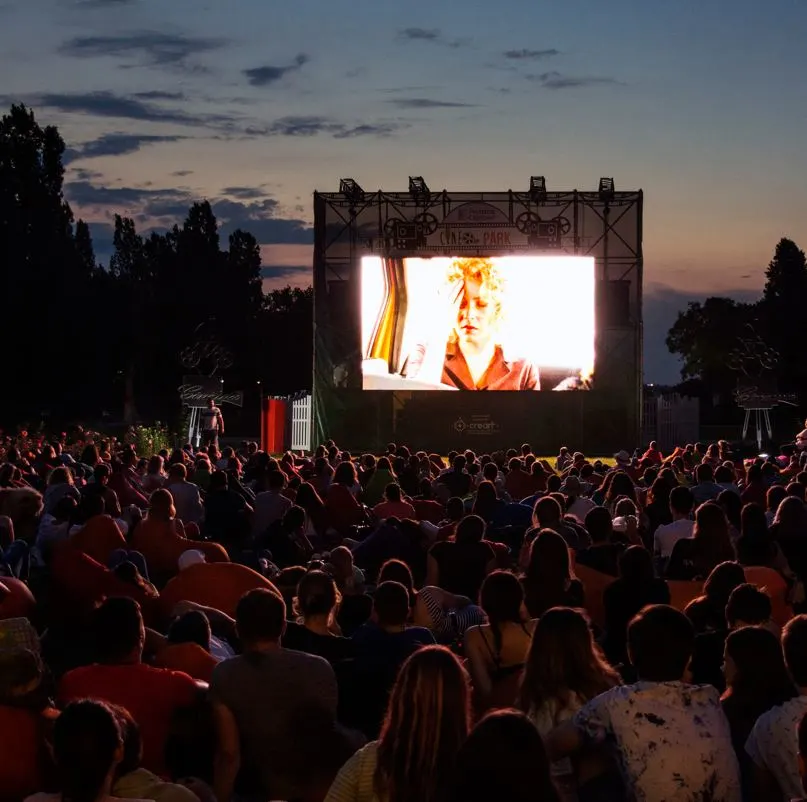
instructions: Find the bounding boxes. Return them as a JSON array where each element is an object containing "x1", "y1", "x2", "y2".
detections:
[{"x1": 361, "y1": 255, "x2": 596, "y2": 391}]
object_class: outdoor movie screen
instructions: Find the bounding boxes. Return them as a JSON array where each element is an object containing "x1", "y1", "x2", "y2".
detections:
[{"x1": 361, "y1": 255, "x2": 596, "y2": 392}]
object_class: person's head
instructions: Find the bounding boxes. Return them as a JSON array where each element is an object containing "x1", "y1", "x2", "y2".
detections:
[
  {"x1": 693, "y1": 502, "x2": 734, "y2": 567},
  {"x1": 519, "y1": 607, "x2": 618, "y2": 711},
  {"x1": 168, "y1": 610, "x2": 212, "y2": 652},
  {"x1": 268, "y1": 469, "x2": 286, "y2": 492},
  {"x1": 455, "y1": 514, "x2": 486, "y2": 545},
  {"x1": 295, "y1": 481, "x2": 322, "y2": 510},
  {"x1": 48, "y1": 466, "x2": 73, "y2": 487},
  {"x1": 669, "y1": 485, "x2": 694, "y2": 519},
  {"x1": 377, "y1": 456, "x2": 393, "y2": 472},
  {"x1": 773, "y1": 495, "x2": 807, "y2": 535},
  {"x1": 737, "y1": 503, "x2": 773, "y2": 566},
  {"x1": 584, "y1": 506, "x2": 613, "y2": 544},
  {"x1": 479, "y1": 571, "x2": 524, "y2": 627},
  {"x1": 524, "y1": 529, "x2": 572, "y2": 613},
  {"x1": 148, "y1": 487, "x2": 176, "y2": 521},
  {"x1": 207, "y1": 397, "x2": 215, "y2": 409},
  {"x1": 443, "y1": 710, "x2": 560, "y2": 802},
  {"x1": 168, "y1": 462, "x2": 187, "y2": 482},
  {"x1": 373, "y1": 581, "x2": 411, "y2": 629},
  {"x1": 376, "y1": 645, "x2": 471, "y2": 802},
  {"x1": 235, "y1": 588, "x2": 286, "y2": 647},
  {"x1": 328, "y1": 545, "x2": 354, "y2": 578},
  {"x1": 617, "y1": 545, "x2": 655, "y2": 587},
  {"x1": 532, "y1": 495, "x2": 562, "y2": 528},
  {"x1": 563, "y1": 475, "x2": 582, "y2": 499},
  {"x1": 783, "y1": 615, "x2": 807, "y2": 689},
  {"x1": 702, "y1": 561, "x2": 746, "y2": 605},
  {"x1": 695, "y1": 463, "x2": 714, "y2": 484},
  {"x1": 52, "y1": 700, "x2": 124, "y2": 802},
  {"x1": 378, "y1": 559, "x2": 415, "y2": 606},
  {"x1": 93, "y1": 597, "x2": 144, "y2": 664},
  {"x1": 746, "y1": 463, "x2": 763, "y2": 484},
  {"x1": 472, "y1": 480, "x2": 498, "y2": 517},
  {"x1": 208, "y1": 470, "x2": 228, "y2": 492},
  {"x1": 53, "y1": 495, "x2": 78, "y2": 523},
  {"x1": 627, "y1": 605, "x2": 694, "y2": 682},
  {"x1": 714, "y1": 464, "x2": 734, "y2": 485},
  {"x1": 447, "y1": 258, "x2": 504, "y2": 353},
  {"x1": 384, "y1": 483, "x2": 402, "y2": 503},
  {"x1": 146, "y1": 455, "x2": 164, "y2": 476},
  {"x1": 725, "y1": 583, "x2": 772, "y2": 629},
  {"x1": 294, "y1": 570, "x2": 340, "y2": 622},
  {"x1": 723, "y1": 625, "x2": 796, "y2": 704},
  {"x1": 445, "y1": 497, "x2": 465, "y2": 522},
  {"x1": 789, "y1": 482, "x2": 807, "y2": 503},
  {"x1": 333, "y1": 461, "x2": 356, "y2": 487}
]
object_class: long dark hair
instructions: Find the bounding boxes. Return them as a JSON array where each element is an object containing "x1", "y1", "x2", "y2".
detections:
[
  {"x1": 518, "y1": 607, "x2": 619, "y2": 714},
  {"x1": 375, "y1": 645, "x2": 471, "y2": 802},
  {"x1": 472, "y1": 481, "x2": 499, "y2": 522},
  {"x1": 693, "y1": 502, "x2": 735, "y2": 575},
  {"x1": 723, "y1": 626, "x2": 797, "y2": 721},
  {"x1": 53, "y1": 699, "x2": 122, "y2": 802},
  {"x1": 737, "y1": 503, "x2": 775, "y2": 567},
  {"x1": 443, "y1": 709, "x2": 560, "y2": 802},
  {"x1": 522, "y1": 529, "x2": 574, "y2": 618},
  {"x1": 479, "y1": 571, "x2": 525, "y2": 656}
]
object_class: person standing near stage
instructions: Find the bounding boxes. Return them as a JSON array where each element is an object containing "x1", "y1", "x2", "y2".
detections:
[{"x1": 200, "y1": 398, "x2": 225, "y2": 448}]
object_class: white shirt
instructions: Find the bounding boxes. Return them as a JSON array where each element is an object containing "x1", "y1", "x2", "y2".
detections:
[
  {"x1": 654, "y1": 518, "x2": 695, "y2": 558},
  {"x1": 574, "y1": 681, "x2": 741, "y2": 802},
  {"x1": 567, "y1": 497, "x2": 596, "y2": 522},
  {"x1": 745, "y1": 695, "x2": 807, "y2": 801},
  {"x1": 167, "y1": 481, "x2": 204, "y2": 525}
]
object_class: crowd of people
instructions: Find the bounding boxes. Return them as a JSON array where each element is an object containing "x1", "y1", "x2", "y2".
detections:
[{"x1": 3, "y1": 426, "x2": 807, "y2": 801}]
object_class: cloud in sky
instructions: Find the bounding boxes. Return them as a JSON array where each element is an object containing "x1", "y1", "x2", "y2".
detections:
[
  {"x1": 73, "y1": 0, "x2": 138, "y2": 6},
  {"x1": 396, "y1": 27, "x2": 469, "y2": 48},
  {"x1": 243, "y1": 53, "x2": 309, "y2": 87},
  {"x1": 503, "y1": 48, "x2": 560, "y2": 60},
  {"x1": 529, "y1": 71, "x2": 622, "y2": 90},
  {"x1": 261, "y1": 265, "x2": 313, "y2": 293},
  {"x1": 385, "y1": 97, "x2": 477, "y2": 109},
  {"x1": 64, "y1": 132, "x2": 186, "y2": 163},
  {"x1": 58, "y1": 30, "x2": 227, "y2": 68},
  {"x1": 264, "y1": 115, "x2": 406, "y2": 139}
]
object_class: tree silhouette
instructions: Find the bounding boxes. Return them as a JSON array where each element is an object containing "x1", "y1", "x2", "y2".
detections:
[{"x1": 0, "y1": 103, "x2": 313, "y2": 431}]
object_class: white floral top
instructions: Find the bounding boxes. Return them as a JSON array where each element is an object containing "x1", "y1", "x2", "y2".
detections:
[
  {"x1": 573, "y1": 681, "x2": 742, "y2": 802},
  {"x1": 745, "y1": 695, "x2": 807, "y2": 802}
]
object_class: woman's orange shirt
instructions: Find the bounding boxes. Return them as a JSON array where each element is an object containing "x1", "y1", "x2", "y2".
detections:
[{"x1": 131, "y1": 517, "x2": 229, "y2": 577}]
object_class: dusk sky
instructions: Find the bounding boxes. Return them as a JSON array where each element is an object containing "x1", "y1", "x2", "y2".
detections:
[{"x1": 3, "y1": 0, "x2": 807, "y2": 382}]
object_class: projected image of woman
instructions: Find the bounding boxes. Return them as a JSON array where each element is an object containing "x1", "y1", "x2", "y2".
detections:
[{"x1": 405, "y1": 258, "x2": 540, "y2": 391}]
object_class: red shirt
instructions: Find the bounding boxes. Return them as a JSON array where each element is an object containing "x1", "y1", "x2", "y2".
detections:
[
  {"x1": 58, "y1": 662, "x2": 198, "y2": 776},
  {"x1": 373, "y1": 500, "x2": 417, "y2": 520},
  {"x1": 0, "y1": 706, "x2": 57, "y2": 802}
]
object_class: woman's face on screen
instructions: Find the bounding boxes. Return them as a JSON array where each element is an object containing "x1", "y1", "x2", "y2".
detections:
[{"x1": 455, "y1": 279, "x2": 496, "y2": 349}]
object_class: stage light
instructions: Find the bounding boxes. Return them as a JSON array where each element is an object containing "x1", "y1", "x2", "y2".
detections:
[
  {"x1": 409, "y1": 176, "x2": 431, "y2": 201},
  {"x1": 529, "y1": 176, "x2": 547, "y2": 201},
  {"x1": 598, "y1": 177, "x2": 615, "y2": 202},
  {"x1": 339, "y1": 178, "x2": 365, "y2": 205}
]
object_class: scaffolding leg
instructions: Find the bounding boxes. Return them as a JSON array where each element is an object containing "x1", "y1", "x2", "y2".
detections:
[{"x1": 742, "y1": 409, "x2": 751, "y2": 441}]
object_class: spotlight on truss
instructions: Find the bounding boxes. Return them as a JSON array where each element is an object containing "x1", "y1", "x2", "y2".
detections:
[
  {"x1": 529, "y1": 176, "x2": 547, "y2": 201},
  {"x1": 339, "y1": 178, "x2": 365, "y2": 204},
  {"x1": 408, "y1": 176, "x2": 430, "y2": 200},
  {"x1": 598, "y1": 177, "x2": 615, "y2": 202}
]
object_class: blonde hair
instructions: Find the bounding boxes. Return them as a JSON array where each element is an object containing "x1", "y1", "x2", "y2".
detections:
[{"x1": 446, "y1": 258, "x2": 505, "y2": 341}]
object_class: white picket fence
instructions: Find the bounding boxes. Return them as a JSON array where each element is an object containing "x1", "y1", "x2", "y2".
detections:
[{"x1": 290, "y1": 395, "x2": 313, "y2": 452}]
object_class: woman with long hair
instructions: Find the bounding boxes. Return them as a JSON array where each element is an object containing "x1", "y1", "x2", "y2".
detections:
[
  {"x1": 771, "y1": 495, "x2": 807, "y2": 583},
  {"x1": 362, "y1": 457, "x2": 397, "y2": 507},
  {"x1": 518, "y1": 607, "x2": 621, "y2": 801},
  {"x1": 283, "y1": 570, "x2": 354, "y2": 663},
  {"x1": 326, "y1": 462, "x2": 366, "y2": 535},
  {"x1": 522, "y1": 529, "x2": 584, "y2": 619},
  {"x1": 464, "y1": 571, "x2": 535, "y2": 711},
  {"x1": 471, "y1": 480, "x2": 504, "y2": 525},
  {"x1": 603, "y1": 546, "x2": 670, "y2": 666},
  {"x1": 736, "y1": 503, "x2": 791, "y2": 577},
  {"x1": 141, "y1": 455, "x2": 167, "y2": 494},
  {"x1": 43, "y1": 466, "x2": 81, "y2": 515},
  {"x1": 718, "y1": 489, "x2": 742, "y2": 542},
  {"x1": 721, "y1": 626, "x2": 798, "y2": 795},
  {"x1": 294, "y1": 481, "x2": 328, "y2": 543},
  {"x1": 324, "y1": 645, "x2": 471, "y2": 802},
  {"x1": 666, "y1": 501, "x2": 735, "y2": 580},
  {"x1": 684, "y1": 561, "x2": 746, "y2": 634},
  {"x1": 27, "y1": 699, "x2": 123, "y2": 802},
  {"x1": 443, "y1": 710, "x2": 560, "y2": 802},
  {"x1": 603, "y1": 472, "x2": 638, "y2": 515}
]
